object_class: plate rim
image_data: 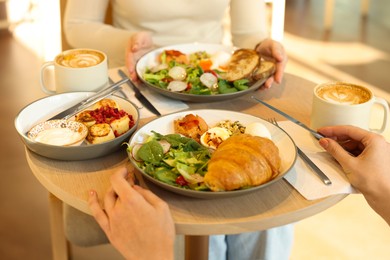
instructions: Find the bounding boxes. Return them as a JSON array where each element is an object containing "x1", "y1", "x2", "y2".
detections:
[
  {"x1": 15, "y1": 92, "x2": 140, "y2": 160},
  {"x1": 128, "y1": 109, "x2": 297, "y2": 199},
  {"x1": 135, "y1": 43, "x2": 267, "y2": 102}
]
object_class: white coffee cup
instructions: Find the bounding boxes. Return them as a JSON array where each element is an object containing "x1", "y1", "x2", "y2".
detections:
[
  {"x1": 310, "y1": 82, "x2": 389, "y2": 133},
  {"x1": 40, "y1": 48, "x2": 108, "y2": 94}
]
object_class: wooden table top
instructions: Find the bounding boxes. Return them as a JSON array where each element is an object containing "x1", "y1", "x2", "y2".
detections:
[{"x1": 25, "y1": 73, "x2": 347, "y2": 235}]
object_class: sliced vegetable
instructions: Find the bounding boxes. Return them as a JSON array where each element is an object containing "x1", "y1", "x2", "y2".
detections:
[
  {"x1": 168, "y1": 66, "x2": 187, "y2": 80},
  {"x1": 167, "y1": 80, "x2": 187, "y2": 92},
  {"x1": 200, "y1": 72, "x2": 218, "y2": 89}
]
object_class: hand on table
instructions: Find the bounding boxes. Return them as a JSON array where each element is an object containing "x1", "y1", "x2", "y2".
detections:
[
  {"x1": 255, "y1": 38, "x2": 287, "y2": 89},
  {"x1": 88, "y1": 168, "x2": 175, "y2": 260},
  {"x1": 126, "y1": 31, "x2": 154, "y2": 81},
  {"x1": 318, "y1": 125, "x2": 390, "y2": 225}
]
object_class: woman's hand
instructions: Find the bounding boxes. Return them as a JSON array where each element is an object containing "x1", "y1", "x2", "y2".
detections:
[
  {"x1": 255, "y1": 38, "x2": 287, "y2": 88},
  {"x1": 125, "y1": 31, "x2": 154, "y2": 81},
  {"x1": 88, "y1": 168, "x2": 175, "y2": 260},
  {"x1": 318, "y1": 125, "x2": 390, "y2": 225}
]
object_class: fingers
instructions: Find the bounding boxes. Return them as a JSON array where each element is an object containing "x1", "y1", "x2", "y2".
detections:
[
  {"x1": 272, "y1": 42, "x2": 286, "y2": 84},
  {"x1": 263, "y1": 77, "x2": 274, "y2": 89},
  {"x1": 319, "y1": 138, "x2": 355, "y2": 169},
  {"x1": 256, "y1": 39, "x2": 286, "y2": 85},
  {"x1": 88, "y1": 190, "x2": 110, "y2": 234},
  {"x1": 133, "y1": 185, "x2": 165, "y2": 208},
  {"x1": 130, "y1": 31, "x2": 153, "y2": 52},
  {"x1": 318, "y1": 125, "x2": 370, "y2": 143},
  {"x1": 110, "y1": 168, "x2": 138, "y2": 200}
]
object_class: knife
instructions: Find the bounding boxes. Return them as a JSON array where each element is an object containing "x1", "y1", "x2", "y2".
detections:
[
  {"x1": 252, "y1": 96, "x2": 325, "y2": 140},
  {"x1": 118, "y1": 69, "x2": 161, "y2": 116},
  {"x1": 48, "y1": 78, "x2": 129, "y2": 120}
]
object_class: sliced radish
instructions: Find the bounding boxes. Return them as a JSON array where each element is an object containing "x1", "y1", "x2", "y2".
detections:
[
  {"x1": 150, "y1": 63, "x2": 168, "y2": 73},
  {"x1": 200, "y1": 72, "x2": 218, "y2": 89},
  {"x1": 167, "y1": 81, "x2": 187, "y2": 92},
  {"x1": 168, "y1": 66, "x2": 187, "y2": 80},
  {"x1": 158, "y1": 140, "x2": 171, "y2": 154},
  {"x1": 131, "y1": 143, "x2": 143, "y2": 162}
]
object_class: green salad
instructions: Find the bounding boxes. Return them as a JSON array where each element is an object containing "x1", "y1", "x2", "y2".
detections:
[
  {"x1": 127, "y1": 131, "x2": 212, "y2": 191},
  {"x1": 142, "y1": 50, "x2": 250, "y2": 95}
]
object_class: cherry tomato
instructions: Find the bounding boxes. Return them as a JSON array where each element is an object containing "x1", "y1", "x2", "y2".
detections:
[{"x1": 176, "y1": 175, "x2": 188, "y2": 186}]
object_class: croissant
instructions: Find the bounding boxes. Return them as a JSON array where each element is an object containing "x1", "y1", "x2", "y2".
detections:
[{"x1": 204, "y1": 134, "x2": 281, "y2": 191}]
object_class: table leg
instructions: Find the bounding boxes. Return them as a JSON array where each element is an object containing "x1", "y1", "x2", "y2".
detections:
[
  {"x1": 185, "y1": 235, "x2": 209, "y2": 260},
  {"x1": 48, "y1": 193, "x2": 71, "y2": 260}
]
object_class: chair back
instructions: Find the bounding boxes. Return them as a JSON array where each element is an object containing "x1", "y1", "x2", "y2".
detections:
[{"x1": 59, "y1": 0, "x2": 112, "y2": 50}]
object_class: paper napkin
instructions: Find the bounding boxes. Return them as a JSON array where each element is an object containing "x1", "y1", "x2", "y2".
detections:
[{"x1": 278, "y1": 121, "x2": 358, "y2": 200}]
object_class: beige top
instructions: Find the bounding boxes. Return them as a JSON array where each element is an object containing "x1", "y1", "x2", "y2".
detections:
[
  {"x1": 64, "y1": 0, "x2": 269, "y2": 67},
  {"x1": 25, "y1": 73, "x2": 347, "y2": 235}
]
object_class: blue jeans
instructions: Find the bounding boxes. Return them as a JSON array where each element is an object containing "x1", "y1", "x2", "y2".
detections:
[{"x1": 208, "y1": 224, "x2": 294, "y2": 260}]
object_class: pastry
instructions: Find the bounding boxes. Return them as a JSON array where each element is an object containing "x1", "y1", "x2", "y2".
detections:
[{"x1": 204, "y1": 134, "x2": 281, "y2": 191}]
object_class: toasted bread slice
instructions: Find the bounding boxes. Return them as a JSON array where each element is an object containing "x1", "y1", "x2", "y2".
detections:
[
  {"x1": 224, "y1": 49, "x2": 260, "y2": 82},
  {"x1": 252, "y1": 60, "x2": 276, "y2": 82}
]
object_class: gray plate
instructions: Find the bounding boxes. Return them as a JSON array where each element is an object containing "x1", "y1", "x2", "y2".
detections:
[
  {"x1": 15, "y1": 92, "x2": 139, "y2": 161},
  {"x1": 128, "y1": 109, "x2": 297, "y2": 199},
  {"x1": 136, "y1": 43, "x2": 267, "y2": 102}
]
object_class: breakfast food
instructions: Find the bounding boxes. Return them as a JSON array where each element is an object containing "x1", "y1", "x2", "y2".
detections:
[
  {"x1": 28, "y1": 120, "x2": 88, "y2": 146},
  {"x1": 204, "y1": 134, "x2": 281, "y2": 191},
  {"x1": 158, "y1": 49, "x2": 189, "y2": 64},
  {"x1": 200, "y1": 127, "x2": 230, "y2": 149},
  {"x1": 142, "y1": 47, "x2": 275, "y2": 96},
  {"x1": 75, "y1": 111, "x2": 96, "y2": 127},
  {"x1": 173, "y1": 114, "x2": 209, "y2": 142},
  {"x1": 245, "y1": 122, "x2": 272, "y2": 139},
  {"x1": 251, "y1": 60, "x2": 276, "y2": 82},
  {"x1": 76, "y1": 98, "x2": 135, "y2": 144},
  {"x1": 86, "y1": 123, "x2": 116, "y2": 144},
  {"x1": 93, "y1": 98, "x2": 119, "y2": 109},
  {"x1": 223, "y1": 49, "x2": 260, "y2": 82}
]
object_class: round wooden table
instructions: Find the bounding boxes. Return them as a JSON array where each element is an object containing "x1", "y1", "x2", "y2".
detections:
[{"x1": 25, "y1": 73, "x2": 347, "y2": 260}]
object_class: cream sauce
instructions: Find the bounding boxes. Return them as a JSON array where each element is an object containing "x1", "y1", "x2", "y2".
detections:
[{"x1": 34, "y1": 128, "x2": 83, "y2": 146}]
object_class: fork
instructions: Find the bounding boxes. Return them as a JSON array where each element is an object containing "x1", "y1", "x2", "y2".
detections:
[{"x1": 268, "y1": 118, "x2": 332, "y2": 185}]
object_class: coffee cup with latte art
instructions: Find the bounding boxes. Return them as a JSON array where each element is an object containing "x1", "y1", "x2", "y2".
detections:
[
  {"x1": 311, "y1": 82, "x2": 389, "y2": 133},
  {"x1": 40, "y1": 49, "x2": 108, "y2": 94}
]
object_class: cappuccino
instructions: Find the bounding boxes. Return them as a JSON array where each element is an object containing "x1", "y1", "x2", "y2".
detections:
[
  {"x1": 316, "y1": 83, "x2": 371, "y2": 105},
  {"x1": 40, "y1": 48, "x2": 108, "y2": 94},
  {"x1": 56, "y1": 50, "x2": 105, "y2": 68},
  {"x1": 311, "y1": 82, "x2": 389, "y2": 133}
]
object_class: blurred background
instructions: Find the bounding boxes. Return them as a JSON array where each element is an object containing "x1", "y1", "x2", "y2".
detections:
[{"x1": 1, "y1": 0, "x2": 389, "y2": 259}]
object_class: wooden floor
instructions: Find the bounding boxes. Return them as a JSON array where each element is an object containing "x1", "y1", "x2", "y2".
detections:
[{"x1": 1, "y1": 1, "x2": 389, "y2": 259}]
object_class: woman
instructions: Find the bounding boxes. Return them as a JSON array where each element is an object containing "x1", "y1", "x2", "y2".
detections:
[
  {"x1": 64, "y1": 0, "x2": 287, "y2": 88},
  {"x1": 65, "y1": 1, "x2": 292, "y2": 259}
]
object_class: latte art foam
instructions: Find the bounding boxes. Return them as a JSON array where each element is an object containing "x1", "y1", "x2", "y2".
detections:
[
  {"x1": 316, "y1": 84, "x2": 371, "y2": 105},
  {"x1": 57, "y1": 50, "x2": 104, "y2": 68}
]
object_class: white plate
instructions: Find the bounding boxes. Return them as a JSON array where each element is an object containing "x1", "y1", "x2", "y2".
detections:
[
  {"x1": 136, "y1": 43, "x2": 267, "y2": 102},
  {"x1": 15, "y1": 92, "x2": 139, "y2": 161},
  {"x1": 128, "y1": 109, "x2": 297, "y2": 199}
]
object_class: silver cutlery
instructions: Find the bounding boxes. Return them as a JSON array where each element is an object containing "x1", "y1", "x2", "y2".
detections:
[
  {"x1": 268, "y1": 118, "x2": 332, "y2": 185},
  {"x1": 48, "y1": 78, "x2": 129, "y2": 120},
  {"x1": 252, "y1": 96, "x2": 324, "y2": 140},
  {"x1": 108, "y1": 77, "x2": 127, "y2": 98},
  {"x1": 118, "y1": 69, "x2": 161, "y2": 116}
]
